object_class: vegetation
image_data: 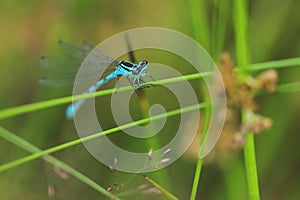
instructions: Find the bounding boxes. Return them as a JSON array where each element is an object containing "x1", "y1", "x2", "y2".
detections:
[{"x1": 0, "y1": 0, "x2": 299, "y2": 199}]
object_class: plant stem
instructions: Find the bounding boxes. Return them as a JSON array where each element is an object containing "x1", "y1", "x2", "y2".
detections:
[
  {"x1": 277, "y1": 81, "x2": 300, "y2": 93},
  {"x1": 243, "y1": 133, "x2": 260, "y2": 199},
  {"x1": 143, "y1": 174, "x2": 179, "y2": 200},
  {"x1": 248, "y1": 57, "x2": 300, "y2": 71},
  {"x1": 189, "y1": 92, "x2": 211, "y2": 200},
  {"x1": 0, "y1": 127, "x2": 119, "y2": 200},
  {"x1": 189, "y1": 157, "x2": 203, "y2": 200},
  {"x1": 1, "y1": 57, "x2": 300, "y2": 120},
  {"x1": 233, "y1": 0, "x2": 260, "y2": 199},
  {"x1": 211, "y1": 0, "x2": 230, "y2": 61},
  {"x1": 233, "y1": 0, "x2": 249, "y2": 78},
  {"x1": 189, "y1": 0, "x2": 210, "y2": 52},
  {"x1": 0, "y1": 102, "x2": 209, "y2": 172},
  {"x1": 0, "y1": 72, "x2": 211, "y2": 120},
  {"x1": 188, "y1": 1, "x2": 212, "y2": 199}
]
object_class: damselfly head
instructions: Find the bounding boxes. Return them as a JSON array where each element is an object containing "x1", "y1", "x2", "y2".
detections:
[
  {"x1": 132, "y1": 60, "x2": 149, "y2": 76},
  {"x1": 138, "y1": 60, "x2": 148, "y2": 67},
  {"x1": 138, "y1": 60, "x2": 149, "y2": 72}
]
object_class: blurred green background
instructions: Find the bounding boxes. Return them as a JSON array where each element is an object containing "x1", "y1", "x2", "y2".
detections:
[{"x1": 0, "y1": 0, "x2": 300, "y2": 199}]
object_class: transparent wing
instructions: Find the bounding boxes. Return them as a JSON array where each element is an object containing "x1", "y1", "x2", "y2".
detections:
[
  {"x1": 57, "y1": 39, "x2": 93, "y2": 60},
  {"x1": 40, "y1": 40, "x2": 119, "y2": 86}
]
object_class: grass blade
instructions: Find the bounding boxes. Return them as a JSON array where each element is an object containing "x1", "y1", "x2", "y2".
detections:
[
  {"x1": 233, "y1": 0, "x2": 261, "y2": 199},
  {"x1": 143, "y1": 174, "x2": 179, "y2": 200},
  {"x1": 0, "y1": 102, "x2": 209, "y2": 172},
  {"x1": 233, "y1": 0, "x2": 249, "y2": 78},
  {"x1": 0, "y1": 73, "x2": 211, "y2": 120},
  {"x1": 211, "y1": 0, "x2": 230, "y2": 61},
  {"x1": 1, "y1": 57, "x2": 299, "y2": 121},
  {"x1": 0, "y1": 126, "x2": 120, "y2": 200},
  {"x1": 248, "y1": 57, "x2": 300, "y2": 71},
  {"x1": 189, "y1": 0, "x2": 210, "y2": 52}
]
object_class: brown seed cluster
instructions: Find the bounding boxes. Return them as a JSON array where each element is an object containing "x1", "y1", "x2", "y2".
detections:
[{"x1": 218, "y1": 53, "x2": 277, "y2": 149}]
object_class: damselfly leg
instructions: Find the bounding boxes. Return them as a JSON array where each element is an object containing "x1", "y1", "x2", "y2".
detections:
[{"x1": 41, "y1": 40, "x2": 155, "y2": 119}]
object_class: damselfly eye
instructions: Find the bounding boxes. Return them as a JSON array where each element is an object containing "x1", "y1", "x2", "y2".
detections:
[{"x1": 139, "y1": 60, "x2": 148, "y2": 66}]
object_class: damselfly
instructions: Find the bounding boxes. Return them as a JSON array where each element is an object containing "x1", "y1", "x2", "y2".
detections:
[{"x1": 40, "y1": 40, "x2": 154, "y2": 119}]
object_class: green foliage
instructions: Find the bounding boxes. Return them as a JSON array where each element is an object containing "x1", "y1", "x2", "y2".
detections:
[{"x1": 0, "y1": 0, "x2": 299, "y2": 199}]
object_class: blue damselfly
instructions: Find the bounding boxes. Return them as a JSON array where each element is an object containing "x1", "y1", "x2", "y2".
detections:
[{"x1": 40, "y1": 40, "x2": 154, "y2": 119}]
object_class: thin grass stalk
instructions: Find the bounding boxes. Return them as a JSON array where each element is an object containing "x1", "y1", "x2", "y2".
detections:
[
  {"x1": 125, "y1": 34, "x2": 173, "y2": 191},
  {"x1": 233, "y1": 0, "x2": 260, "y2": 199},
  {"x1": 0, "y1": 73, "x2": 211, "y2": 120},
  {"x1": 1, "y1": 58, "x2": 300, "y2": 120},
  {"x1": 189, "y1": 0, "x2": 210, "y2": 52},
  {"x1": 188, "y1": 0, "x2": 211, "y2": 199},
  {"x1": 211, "y1": 0, "x2": 230, "y2": 61},
  {"x1": 0, "y1": 127, "x2": 119, "y2": 200},
  {"x1": 189, "y1": 0, "x2": 230, "y2": 198},
  {"x1": 143, "y1": 175, "x2": 179, "y2": 200},
  {"x1": 0, "y1": 102, "x2": 209, "y2": 172}
]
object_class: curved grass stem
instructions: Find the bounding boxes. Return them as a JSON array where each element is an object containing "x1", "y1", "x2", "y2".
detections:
[
  {"x1": 243, "y1": 132, "x2": 260, "y2": 199},
  {"x1": 1, "y1": 57, "x2": 300, "y2": 121},
  {"x1": 0, "y1": 127, "x2": 120, "y2": 200},
  {"x1": 143, "y1": 174, "x2": 179, "y2": 200},
  {"x1": 0, "y1": 102, "x2": 209, "y2": 172},
  {"x1": 233, "y1": 0, "x2": 261, "y2": 199}
]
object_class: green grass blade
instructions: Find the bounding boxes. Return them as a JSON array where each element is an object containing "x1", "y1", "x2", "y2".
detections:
[
  {"x1": 189, "y1": 0, "x2": 210, "y2": 52},
  {"x1": 1, "y1": 57, "x2": 300, "y2": 121},
  {"x1": 0, "y1": 126, "x2": 120, "y2": 200},
  {"x1": 243, "y1": 133, "x2": 260, "y2": 200},
  {"x1": 0, "y1": 102, "x2": 209, "y2": 172},
  {"x1": 189, "y1": 0, "x2": 230, "y2": 198},
  {"x1": 233, "y1": 0, "x2": 261, "y2": 199},
  {"x1": 277, "y1": 82, "x2": 300, "y2": 93},
  {"x1": 143, "y1": 175, "x2": 179, "y2": 200},
  {"x1": 189, "y1": 156, "x2": 203, "y2": 200},
  {"x1": 190, "y1": 92, "x2": 211, "y2": 200},
  {"x1": 211, "y1": 0, "x2": 230, "y2": 61},
  {"x1": 233, "y1": 0, "x2": 249, "y2": 78},
  {"x1": 0, "y1": 87, "x2": 120, "y2": 120},
  {"x1": 0, "y1": 72, "x2": 211, "y2": 120},
  {"x1": 257, "y1": 82, "x2": 300, "y2": 96},
  {"x1": 248, "y1": 57, "x2": 300, "y2": 71}
]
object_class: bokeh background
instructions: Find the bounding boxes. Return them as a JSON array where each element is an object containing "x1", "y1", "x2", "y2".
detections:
[{"x1": 0, "y1": 0, "x2": 300, "y2": 199}]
